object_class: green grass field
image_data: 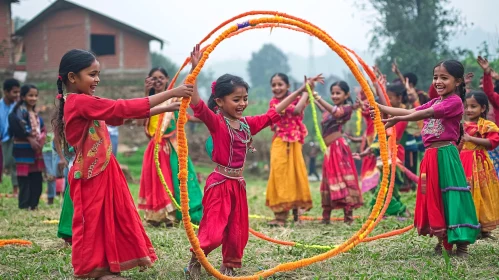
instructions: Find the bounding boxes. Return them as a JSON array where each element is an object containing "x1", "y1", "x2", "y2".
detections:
[{"x1": 0, "y1": 149, "x2": 498, "y2": 279}]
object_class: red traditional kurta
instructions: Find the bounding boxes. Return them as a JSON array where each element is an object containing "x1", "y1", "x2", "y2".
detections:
[
  {"x1": 190, "y1": 100, "x2": 280, "y2": 268},
  {"x1": 64, "y1": 94, "x2": 157, "y2": 278}
]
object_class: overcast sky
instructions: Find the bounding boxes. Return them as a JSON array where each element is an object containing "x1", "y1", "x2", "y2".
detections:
[{"x1": 12, "y1": 0, "x2": 499, "y2": 66}]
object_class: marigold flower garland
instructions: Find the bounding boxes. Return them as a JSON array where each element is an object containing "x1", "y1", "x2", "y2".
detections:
[
  {"x1": 150, "y1": 12, "x2": 409, "y2": 279},
  {"x1": 0, "y1": 239, "x2": 32, "y2": 247},
  {"x1": 176, "y1": 16, "x2": 391, "y2": 279}
]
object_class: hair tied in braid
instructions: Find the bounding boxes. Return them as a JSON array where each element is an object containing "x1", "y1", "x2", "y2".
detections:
[
  {"x1": 211, "y1": 81, "x2": 217, "y2": 95},
  {"x1": 56, "y1": 94, "x2": 63, "y2": 100},
  {"x1": 58, "y1": 75, "x2": 62, "y2": 81}
]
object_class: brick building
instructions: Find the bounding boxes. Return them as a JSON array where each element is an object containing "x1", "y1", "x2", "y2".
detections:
[
  {"x1": 0, "y1": 0, "x2": 21, "y2": 77},
  {"x1": 15, "y1": 0, "x2": 163, "y2": 79}
]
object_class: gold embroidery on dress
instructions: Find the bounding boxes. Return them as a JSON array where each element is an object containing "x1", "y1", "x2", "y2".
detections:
[
  {"x1": 87, "y1": 138, "x2": 103, "y2": 157},
  {"x1": 87, "y1": 158, "x2": 99, "y2": 178}
]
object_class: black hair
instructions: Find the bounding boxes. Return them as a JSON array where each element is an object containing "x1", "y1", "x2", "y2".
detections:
[
  {"x1": 466, "y1": 90, "x2": 489, "y2": 119},
  {"x1": 494, "y1": 80, "x2": 499, "y2": 93},
  {"x1": 13, "y1": 84, "x2": 37, "y2": 112},
  {"x1": 386, "y1": 83, "x2": 408, "y2": 105},
  {"x1": 148, "y1": 67, "x2": 169, "y2": 96},
  {"x1": 434, "y1": 59, "x2": 465, "y2": 144},
  {"x1": 434, "y1": 60, "x2": 465, "y2": 102},
  {"x1": 3, "y1": 78, "x2": 20, "y2": 92},
  {"x1": 270, "y1": 73, "x2": 290, "y2": 86},
  {"x1": 52, "y1": 49, "x2": 97, "y2": 154},
  {"x1": 403, "y1": 72, "x2": 418, "y2": 86},
  {"x1": 330, "y1": 81, "x2": 353, "y2": 104},
  {"x1": 207, "y1": 74, "x2": 249, "y2": 113}
]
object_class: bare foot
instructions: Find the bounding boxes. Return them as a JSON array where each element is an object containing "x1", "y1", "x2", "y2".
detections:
[
  {"x1": 185, "y1": 256, "x2": 201, "y2": 280},
  {"x1": 219, "y1": 265, "x2": 235, "y2": 276}
]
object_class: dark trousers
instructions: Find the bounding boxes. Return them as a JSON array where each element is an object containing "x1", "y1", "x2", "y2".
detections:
[
  {"x1": 18, "y1": 172, "x2": 43, "y2": 210},
  {"x1": 308, "y1": 157, "x2": 320, "y2": 180}
]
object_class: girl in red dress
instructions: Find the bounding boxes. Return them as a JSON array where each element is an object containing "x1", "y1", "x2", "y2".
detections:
[
  {"x1": 53, "y1": 49, "x2": 193, "y2": 279},
  {"x1": 314, "y1": 81, "x2": 363, "y2": 224},
  {"x1": 185, "y1": 45, "x2": 320, "y2": 278}
]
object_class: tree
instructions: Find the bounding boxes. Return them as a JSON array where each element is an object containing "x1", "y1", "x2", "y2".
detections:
[
  {"x1": 359, "y1": 0, "x2": 464, "y2": 89},
  {"x1": 150, "y1": 52, "x2": 214, "y2": 99},
  {"x1": 13, "y1": 17, "x2": 27, "y2": 32},
  {"x1": 247, "y1": 44, "x2": 291, "y2": 98}
]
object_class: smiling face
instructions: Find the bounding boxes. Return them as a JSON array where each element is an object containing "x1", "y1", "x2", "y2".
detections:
[
  {"x1": 22, "y1": 88, "x2": 38, "y2": 110},
  {"x1": 215, "y1": 86, "x2": 248, "y2": 119},
  {"x1": 151, "y1": 70, "x2": 169, "y2": 93},
  {"x1": 433, "y1": 65, "x2": 460, "y2": 98},
  {"x1": 68, "y1": 59, "x2": 100, "y2": 95},
  {"x1": 330, "y1": 85, "x2": 349, "y2": 105},
  {"x1": 271, "y1": 75, "x2": 290, "y2": 100},
  {"x1": 4, "y1": 86, "x2": 20, "y2": 103}
]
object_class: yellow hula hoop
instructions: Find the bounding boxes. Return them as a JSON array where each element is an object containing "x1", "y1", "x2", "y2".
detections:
[{"x1": 173, "y1": 15, "x2": 391, "y2": 279}]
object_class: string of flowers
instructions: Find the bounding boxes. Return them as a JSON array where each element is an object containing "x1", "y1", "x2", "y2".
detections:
[
  {"x1": 355, "y1": 110, "x2": 362, "y2": 136},
  {"x1": 305, "y1": 83, "x2": 327, "y2": 153},
  {"x1": 176, "y1": 15, "x2": 392, "y2": 280},
  {"x1": 155, "y1": 11, "x2": 410, "y2": 280},
  {"x1": 0, "y1": 239, "x2": 32, "y2": 247},
  {"x1": 152, "y1": 14, "x2": 405, "y2": 279}
]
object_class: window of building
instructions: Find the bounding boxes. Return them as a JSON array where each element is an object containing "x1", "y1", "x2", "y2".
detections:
[{"x1": 90, "y1": 34, "x2": 115, "y2": 56}]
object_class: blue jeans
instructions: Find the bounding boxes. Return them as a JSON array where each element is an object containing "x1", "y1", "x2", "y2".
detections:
[
  {"x1": 110, "y1": 134, "x2": 118, "y2": 157},
  {"x1": 43, "y1": 151, "x2": 59, "y2": 199}
]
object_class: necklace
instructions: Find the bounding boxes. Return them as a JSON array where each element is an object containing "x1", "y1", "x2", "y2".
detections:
[{"x1": 224, "y1": 116, "x2": 239, "y2": 122}]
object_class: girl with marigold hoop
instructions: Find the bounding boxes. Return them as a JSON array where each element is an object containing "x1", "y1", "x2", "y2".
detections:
[
  {"x1": 377, "y1": 60, "x2": 480, "y2": 257},
  {"x1": 265, "y1": 73, "x2": 324, "y2": 226},
  {"x1": 459, "y1": 91, "x2": 499, "y2": 240},
  {"x1": 185, "y1": 45, "x2": 320, "y2": 278},
  {"x1": 313, "y1": 81, "x2": 363, "y2": 224},
  {"x1": 53, "y1": 49, "x2": 193, "y2": 279},
  {"x1": 138, "y1": 67, "x2": 203, "y2": 227}
]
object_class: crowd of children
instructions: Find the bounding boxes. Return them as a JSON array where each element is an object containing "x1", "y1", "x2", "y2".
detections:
[{"x1": 1, "y1": 44, "x2": 498, "y2": 279}]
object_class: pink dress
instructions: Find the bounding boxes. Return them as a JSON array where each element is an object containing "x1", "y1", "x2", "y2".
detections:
[{"x1": 190, "y1": 100, "x2": 280, "y2": 268}]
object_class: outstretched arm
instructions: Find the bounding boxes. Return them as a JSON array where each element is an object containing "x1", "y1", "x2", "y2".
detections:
[
  {"x1": 292, "y1": 74, "x2": 325, "y2": 114},
  {"x1": 383, "y1": 108, "x2": 434, "y2": 129},
  {"x1": 478, "y1": 56, "x2": 499, "y2": 109},
  {"x1": 375, "y1": 103, "x2": 415, "y2": 116}
]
